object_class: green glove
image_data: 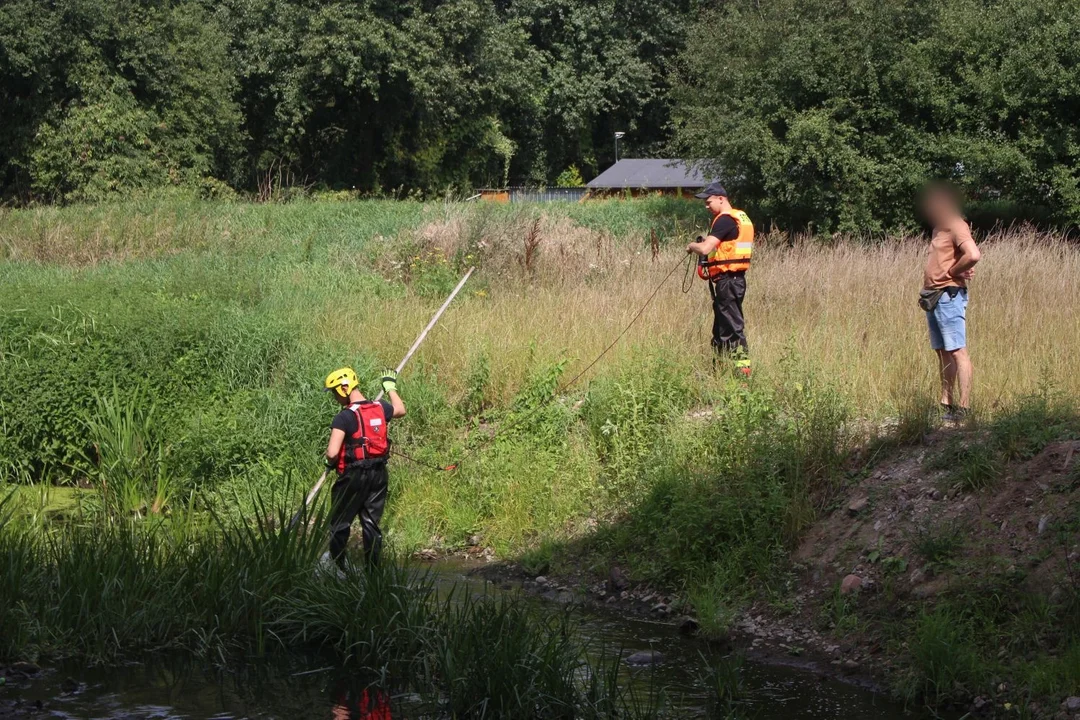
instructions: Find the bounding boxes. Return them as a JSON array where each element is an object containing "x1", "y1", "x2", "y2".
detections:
[{"x1": 381, "y1": 369, "x2": 399, "y2": 394}]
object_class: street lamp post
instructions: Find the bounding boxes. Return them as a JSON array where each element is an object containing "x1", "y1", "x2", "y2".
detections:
[{"x1": 614, "y1": 131, "x2": 625, "y2": 162}]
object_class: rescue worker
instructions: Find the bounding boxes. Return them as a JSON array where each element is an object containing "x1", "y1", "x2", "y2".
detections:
[
  {"x1": 686, "y1": 182, "x2": 754, "y2": 374},
  {"x1": 920, "y1": 183, "x2": 981, "y2": 420},
  {"x1": 323, "y1": 367, "x2": 406, "y2": 569}
]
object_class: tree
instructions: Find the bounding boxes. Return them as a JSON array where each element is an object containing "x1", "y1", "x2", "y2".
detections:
[
  {"x1": 670, "y1": 0, "x2": 1080, "y2": 231},
  {"x1": 1, "y1": 0, "x2": 242, "y2": 202}
]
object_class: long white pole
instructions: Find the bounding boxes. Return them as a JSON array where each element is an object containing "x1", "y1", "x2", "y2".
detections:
[
  {"x1": 374, "y1": 266, "x2": 475, "y2": 403},
  {"x1": 289, "y1": 267, "x2": 475, "y2": 529}
]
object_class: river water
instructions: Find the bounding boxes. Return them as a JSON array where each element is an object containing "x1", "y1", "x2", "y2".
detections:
[{"x1": 3, "y1": 563, "x2": 933, "y2": 719}]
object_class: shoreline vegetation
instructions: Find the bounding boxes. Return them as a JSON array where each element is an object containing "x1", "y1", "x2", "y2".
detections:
[{"x1": 2, "y1": 198, "x2": 1079, "y2": 717}]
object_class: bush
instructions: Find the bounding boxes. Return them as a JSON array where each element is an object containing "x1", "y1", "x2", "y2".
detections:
[
  {"x1": 904, "y1": 606, "x2": 982, "y2": 704},
  {"x1": 590, "y1": 366, "x2": 849, "y2": 594}
]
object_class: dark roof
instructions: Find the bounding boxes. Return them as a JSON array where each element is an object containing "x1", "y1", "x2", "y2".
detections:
[{"x1": 586, "y1": 159, "x2": 714, "y2": 189}]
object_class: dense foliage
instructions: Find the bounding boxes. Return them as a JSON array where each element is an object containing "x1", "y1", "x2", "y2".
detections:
[
  {"x1": 672, "y1": 0, "x2": 1080, "y2": 231},
  {"x1": 4, "y1": 0, "x2": 1080, "y2": 228},
  {"x1": 1, "y1": 0, "x2": 695, "y2": 202}
]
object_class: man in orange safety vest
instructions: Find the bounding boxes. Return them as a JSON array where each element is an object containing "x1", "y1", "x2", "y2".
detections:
[{"x1": 686, "y1": 182, "x2": 754, "y2": 374}]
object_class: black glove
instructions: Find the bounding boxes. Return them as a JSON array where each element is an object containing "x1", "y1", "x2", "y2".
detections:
[{"x1": 324, "y1": 456, "x2": 336, "y2": 470}]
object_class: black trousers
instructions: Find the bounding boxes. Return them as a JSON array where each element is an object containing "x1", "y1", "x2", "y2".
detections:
[
  {"x1": 329, "y1": 462, "x2": 388, "y2": 568},
  {"x1": 709, "y1": 272, "x2": 748, "y2": 355}
]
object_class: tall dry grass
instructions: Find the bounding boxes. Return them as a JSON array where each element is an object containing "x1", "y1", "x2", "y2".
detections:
[
  {"x1": 4, "y1": 199, "x2": 1076, "y2": 418},
  {"x1": 348, "y1": 216, "x2": 1080, "y2": 418}
]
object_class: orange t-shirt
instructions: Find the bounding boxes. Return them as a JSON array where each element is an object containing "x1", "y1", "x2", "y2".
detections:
[{"x1": 924, "y1": 218, "x2": 975, "y2": 290}]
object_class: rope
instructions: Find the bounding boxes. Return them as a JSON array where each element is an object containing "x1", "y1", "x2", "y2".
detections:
[
  {"x1": 390, "y1": 447, "x2": 458, "y2": 472},
  {"x1": 392, "y1": 253, "x2": 692, "y2": 473},
  {"x1": 681, "y1": 251, "x2": 697, "y2": 294}
]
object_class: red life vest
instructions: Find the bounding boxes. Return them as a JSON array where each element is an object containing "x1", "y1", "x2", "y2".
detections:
[{"x1": 337, "y1": 401, "x2": 390, "y2": 472}]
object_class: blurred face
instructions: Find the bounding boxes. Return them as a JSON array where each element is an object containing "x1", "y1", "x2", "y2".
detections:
[
  {"x1": 704, "y1": 195, "x2": 726, "y2": 215},
  {"x1": 922, "y1": 189, "x2": 957, "y2": 225}
]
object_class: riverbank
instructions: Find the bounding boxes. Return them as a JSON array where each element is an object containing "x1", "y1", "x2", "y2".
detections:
[
  {"x1": 472, "y1": 410, "x2": 1080, "y2": 719},
  {"x1": 3, "y1": 198, "x2": 1079, "y2": 717}
]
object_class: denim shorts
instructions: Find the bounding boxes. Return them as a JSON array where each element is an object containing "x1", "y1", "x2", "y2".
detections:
[{"x1": 926, "y1": 289, "x2": 968, "y2": 352}]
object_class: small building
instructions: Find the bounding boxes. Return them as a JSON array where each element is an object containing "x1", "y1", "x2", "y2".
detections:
[
  {"x1": 585, "y1": 159, "x2": 714, "y2": 198},
  {"x1": 475, "y1": 159, "x2": 713, "y2": 203}
]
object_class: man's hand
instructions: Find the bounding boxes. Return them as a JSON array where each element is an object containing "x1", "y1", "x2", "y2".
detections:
[
  {"x1": 954, "y1": 267, "x2": 976, "y2": 280},
  {"x1": 686, "y1": 235, "x2": 705, "y2": 256},
  {"x1": 381, "y1": 369, "x2": 399, "y2": 394}
]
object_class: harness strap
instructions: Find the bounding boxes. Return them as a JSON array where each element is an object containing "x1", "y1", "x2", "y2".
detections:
[
  {"x1": 701, "y1": 258, "x2": 750, "y2": 268},
  {"x1": 351, "y1": 403, "x2": 369, "y2": 459}
]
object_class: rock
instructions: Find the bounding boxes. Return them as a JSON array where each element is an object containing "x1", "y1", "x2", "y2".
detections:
[
  {"x1": 651, "y1": 603, "x2": 671, "y2": 616},
  {"x1": 911, "y1": 582, "x2": 943, "y2": 599},
  {"x1": 605, "y1": 595, "x2": 617, "y2": 604},
  {"x1": 973, "y1": 696, "x2": 988, "y2": 710},
  {"x1": 677, "y1": 616, "x2": 700, "y2": 636},
  {"x1": 847, "y1": 497, "x2": 869, "y2": 516},
  {"x1": 1064, "y1": 697, "x2": 1080, "y2": 712},
  {"x1": 625, "y1": 650, "x2": 663, "y2": 666},
  {"x1": 535, "y1": 576, "x2": 548, "y2": 585},
  {"x1": 930, "y1": 489, "x2": 943, "y2": 501},
  {"x1": 9, "y1": 662, "x2": 39, "y2": 676},
  {"x1": 60, "y1": 679, "x2": 83, "y2": 695},
  {"x1": 467, "y1": 534, "x2": 481, "y2": 546},
  {"x1": 840, "y1": 574, "x2": 863, "y2": 595},
  {"x1": 1038, "y1": 516, "x2": 1050, "y2": 535},
  {"x1": 840, "y1": 659, "x2": 860, "y2": 675},
  {"x1": 607, "y1": 566, "x2": 629, "y2": 593}
]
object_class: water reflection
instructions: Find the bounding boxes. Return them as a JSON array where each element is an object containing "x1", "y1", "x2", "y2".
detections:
[
  {"x1": 2, "y1": 566, "x2": 952, "y2": 719},
  {"x1": 331, "y1": 686, "x2": 393, "y2": 720}
]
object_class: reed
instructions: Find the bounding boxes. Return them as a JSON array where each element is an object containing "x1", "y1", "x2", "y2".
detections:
[{"x1": 0, "y1": 491, "x2": 655, "y2": 718}]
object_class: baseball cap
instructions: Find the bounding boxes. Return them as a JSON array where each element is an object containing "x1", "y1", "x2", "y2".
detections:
[{"x1": 694, "y1": 181, "x2": 728, "y2": 199}]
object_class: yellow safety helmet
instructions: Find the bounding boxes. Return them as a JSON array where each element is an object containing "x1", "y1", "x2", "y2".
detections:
[{"x1": 323, "y1": 367, "x2": 359, "y2": 398}]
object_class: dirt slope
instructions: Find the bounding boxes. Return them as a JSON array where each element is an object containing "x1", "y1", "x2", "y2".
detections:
[{"x1": 794, "y1": 433, "x2": 1080, "y2": 605}]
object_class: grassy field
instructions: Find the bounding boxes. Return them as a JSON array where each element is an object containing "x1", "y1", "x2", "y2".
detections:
[
  {"x1": 2, "y1": 199, "x2": 1077, "y2": 546},
  {"x1": 2, "y1": 198, "x2": 1079, "y2": 710}
]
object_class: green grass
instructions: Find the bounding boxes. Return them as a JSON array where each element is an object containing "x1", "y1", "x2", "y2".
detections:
[
  {"x1": 910, "y1": 518, "x2": 966, "y2": 566},
  {"x1": 0, "y1": 491, "x2": 658, "y2": 718},
  {"x1": 926, "y1": 385, "x2": 1080, "y2": 493},
  {"x1": 4, "y1": 197, "x2": 1080, "y2": 712},
  {"x1": 900, "y1": 606, "x2": 983, "y2": 705}
]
